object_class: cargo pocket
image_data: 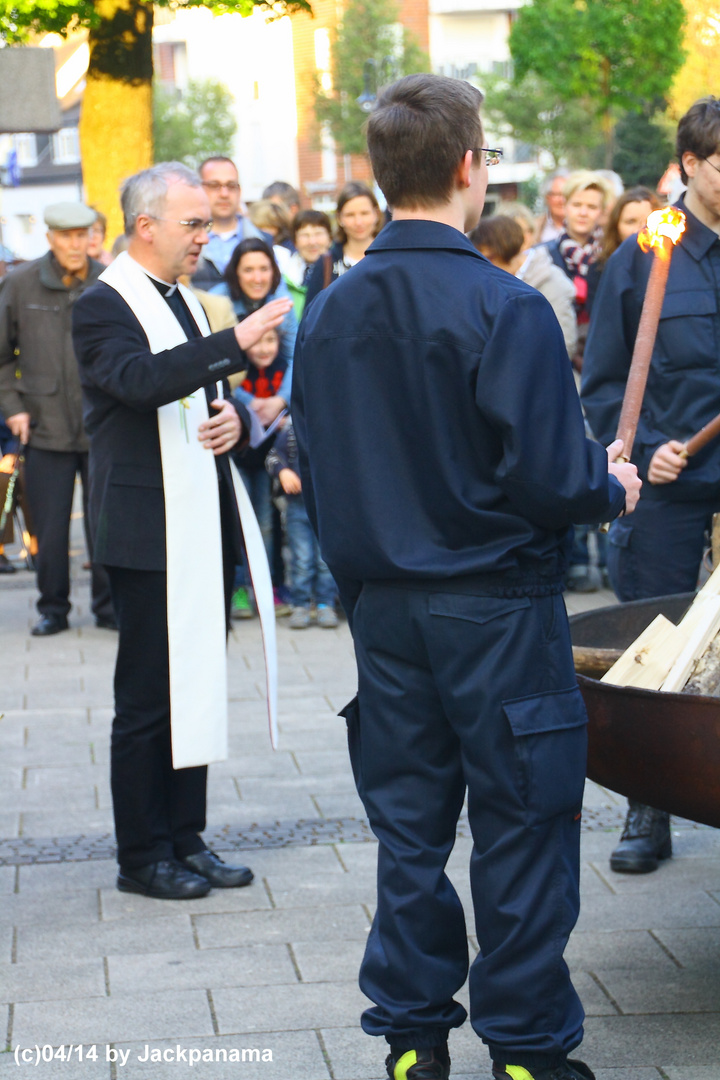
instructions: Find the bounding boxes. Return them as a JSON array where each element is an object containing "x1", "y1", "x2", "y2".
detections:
[
  {"x1": 339, "y1": 694, "x2": 363, "y2": 797},
  {"x1": 503, "y1": 685, "x2": 587, "y2": 826},
  {"x1": 428, "y1": 594, "x2": 531, "y2": 624}
]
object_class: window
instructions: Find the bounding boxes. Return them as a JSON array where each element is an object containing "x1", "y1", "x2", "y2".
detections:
[{"x1": 52, "y1": 127, "x2": 81, "y2": 165}]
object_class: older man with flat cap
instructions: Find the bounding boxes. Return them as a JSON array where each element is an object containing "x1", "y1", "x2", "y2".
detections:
[{"x1": 0, "y1": 201, "x2": 114, "y2": 635}]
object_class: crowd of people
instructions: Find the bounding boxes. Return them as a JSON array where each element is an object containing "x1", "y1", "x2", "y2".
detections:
[{"x1": 1, "y1": 84, "x2": 719, "y2": 1080}]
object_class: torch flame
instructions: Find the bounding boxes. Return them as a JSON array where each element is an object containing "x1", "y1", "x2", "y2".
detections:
[{"x1": 637, "y1": 207, "x2": 686, "y2": 259}]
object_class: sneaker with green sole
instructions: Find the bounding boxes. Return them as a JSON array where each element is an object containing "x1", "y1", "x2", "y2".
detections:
[
  {"x1": 386, "y1": 1046, "x2": 450, "y2": 1080},
  {"x1": 492, "y1": 1060, "x2": 595, "y2": 1080}
]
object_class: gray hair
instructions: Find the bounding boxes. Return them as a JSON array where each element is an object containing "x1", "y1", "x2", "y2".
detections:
[
  {"x1": 541, "y1": 169, "x2": 569, "y2": 196},
  {"x1": 120, "y1": 162, "x2": 201, "y2": 236}
]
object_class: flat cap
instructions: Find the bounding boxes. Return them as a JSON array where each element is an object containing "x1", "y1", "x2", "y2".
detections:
[{"x1": 44, "y1": 202, "x2": 96, "y2": 230}]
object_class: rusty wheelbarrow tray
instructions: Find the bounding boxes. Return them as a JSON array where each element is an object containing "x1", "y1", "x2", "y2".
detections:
[{"x1": 569, "y1": 593, "x2": 720, "y2": 829}]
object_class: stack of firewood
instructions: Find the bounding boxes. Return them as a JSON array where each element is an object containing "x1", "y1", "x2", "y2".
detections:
[{"x1": 600, "y1": 564, "x2": 720, "y2": 697}]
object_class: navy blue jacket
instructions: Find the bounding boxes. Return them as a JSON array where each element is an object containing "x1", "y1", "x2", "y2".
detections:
[
  {"x1": 293, "y1": 220, "x2": 624, "y2": 617},
  {"x1": 582, "y1": 197, "x2": 720, "y2": 502}
]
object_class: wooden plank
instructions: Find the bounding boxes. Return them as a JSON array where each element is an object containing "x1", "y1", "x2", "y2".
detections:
[
  {"x1": 601, "y1": 614, "x2": 680, "y2": 690},
  {"x1": 661, "y1": 597, "x2": 720, "y2": 693}
]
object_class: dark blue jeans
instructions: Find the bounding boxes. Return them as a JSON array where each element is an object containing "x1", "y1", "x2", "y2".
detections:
[
  {"x1": 348, "y1": 582, "x2": 586, "y2": 1068},
  {"x1": 286, "y1": 495, "x2": 336, "y2": 608}
]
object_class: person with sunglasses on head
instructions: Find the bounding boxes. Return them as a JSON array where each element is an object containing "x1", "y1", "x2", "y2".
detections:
[
  {"x1": 582, "y1": 97, "x2": 720, "y2": 877},
  {"x1": 293, "y1": 73, "x2": 640, "y2": 1080},
  {"x1": 191, "y1": 157, "x2": 271, "y2": 290}
]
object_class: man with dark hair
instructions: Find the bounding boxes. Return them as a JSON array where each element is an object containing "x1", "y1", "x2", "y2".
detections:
[
  {"x1": 582, "y1": 96, "x2": 720, "y2": 875},
  {"x1": 293, "y1": 72, "x2": 640, "y2": 1080},
  {"x1": 192, "y1": 157, "x2": 267, "y2": 289}
]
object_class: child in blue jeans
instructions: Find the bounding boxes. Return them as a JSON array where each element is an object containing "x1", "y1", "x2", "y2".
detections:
[{"x1": 266, "y1": 418, "x2": 338, "y2": 629}]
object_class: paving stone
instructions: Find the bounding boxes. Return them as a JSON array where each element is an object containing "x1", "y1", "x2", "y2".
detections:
[
  {"x1": 17, "y1": 861, "x2": 116, "y2": 894},
  {"x1": 113, "y1": 1031, "x2": 330, "y2": 1079},
  {"x1": 652, "y1": 926, "x2": 720, "y2": 968},
  {"x1": 15, "y1": 914, "x2": 195, "y2": 962},
  {"x1": 579, "y1": 1014, "x2": 720, "y2": 1067},
  {"x1": 0, "y1": 1048, "x2": 110, "y2": 1078},
  {"x1": 0, "y1": 867, "x2": 15, "y2": 894},
  {"x1": 291, "y1": 939, "x2": 366, "y2": 983},
  {"x1": 212, "y1": 981, "x2": 369, "y2": 1033},
  {"x1": 16, "y1": 810, "x2": 114, "y2": 837},
  {"x1": 227, "y1": 844, "x2": 345, "y2": 880},
  {"x1": 574, "y1": 888, "x2": 720, "y2": 932},
  {"x1": 100, "y1": 883, "x2": 273, "y2": 922},
  {"x1": 664, "y1": 1070, "x2": 720, "y2": 1079},
  {"x1": 0, "y1": 890, "x2": 99, "y2": 926},
  {"x1": 0, "y1": 743, "x2": 93, "y2": 768},
  {"x1": 22, "y1": 765, "x2": 107, "y2": 790},
  {"x1": 12, "y1": 990, "x2": 214, "y2": 1046},
  {"x1": 107, "y1": 943, "x2": 296, "y2": 994},
  {"x1": 594, "y1": 967, "x2": 720, "y2": 1014},
  {"x1": 0, "y1": 956, "x2": 106, "y2": 1004},
  {"x1": 313, "y1": 793, "x2": 367, "y2": 819},
  {"x1": 566, "y1": 930, "x2": 678, "y2": 971},
  {"x1": 194, "y1": 905, "x2": 371, "y2": 950},
  {"x1": 265, "y1": 874, "x2": 375, "y2": 910}
]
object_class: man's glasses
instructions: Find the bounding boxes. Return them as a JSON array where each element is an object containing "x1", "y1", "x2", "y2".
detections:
[
  {"x1": 202, "y1": 181, "x2": 240, "y2": 192},
  {"x1": 700, "y1": 156, "x2": 720, "y2": 175},
  {"x1": 149, "y1": 216, "x2": 213, "y2": 233},
  {"x1": 472, "y1": 148, "x2": 504, "y2": 166}
]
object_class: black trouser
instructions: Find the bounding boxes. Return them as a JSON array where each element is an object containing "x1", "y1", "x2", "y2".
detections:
[
  {"x1": 23, "y1": 446, "x2": 113, "y2": 621},
  {"x1": 106, "y1": 552, "x2": 235, "y2": 869}
]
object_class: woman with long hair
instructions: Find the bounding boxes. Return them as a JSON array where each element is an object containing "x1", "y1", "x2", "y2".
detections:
[{"x1": 304, "y1": 181, "x2": 384, "y2": 310}]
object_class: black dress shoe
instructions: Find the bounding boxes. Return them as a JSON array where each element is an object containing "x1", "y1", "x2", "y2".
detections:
[
  {"x1": 181, "y1": 849, "x2": 254, "y2": 888},
  {"x1": 31, "y1": 614, "x2": 69, "y2": 636},
  {"x1": 95, "y1": 614, "x2": 118, "y2": 630},
  {"x1": 610, "y1": 801, "x2": 672, "y2": 873},
  {"x1": 0, "y1": 553, "x2": 16, "y2": 574},
  {"x1": 117, "y1": 859, "x2": 211, "y2": 899}
]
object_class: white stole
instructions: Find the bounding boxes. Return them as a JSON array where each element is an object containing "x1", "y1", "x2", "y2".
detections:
[{"x1": 100, "y1": 252, "x2": 278, "y2": 765}]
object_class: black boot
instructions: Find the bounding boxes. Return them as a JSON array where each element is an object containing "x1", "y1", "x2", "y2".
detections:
[{"x1": 610, "y1": 801, "x2": 672, "y2": 873}]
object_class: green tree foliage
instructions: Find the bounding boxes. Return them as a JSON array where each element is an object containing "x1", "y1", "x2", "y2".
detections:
[
  {"x1": 314, "y1": 0, "x2": 429, "y2": 158},
  {"x1": 508, "y1": 0, "x2": 686, "y2": 162},
  {"x1": 612, "y1": 107, "x2": 675, "y2": 189},
  {"x1": 481, "y1": 71, "x2": 605, "y2": 170},
  {"x1": 153, "y1": 78, "x2": 238, "y2": 168},
  {"x1": 0, "y1": 0, "x2": 311, "y2": 44}
]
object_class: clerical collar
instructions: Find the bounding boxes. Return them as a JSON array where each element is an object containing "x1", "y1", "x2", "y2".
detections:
[{"x1": 144, "y1": 269, "x2": 178, "y2": 296}]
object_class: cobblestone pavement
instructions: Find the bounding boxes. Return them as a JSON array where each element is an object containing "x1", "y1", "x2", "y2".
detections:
[{"x1": 1, "y1": 527, "x2": 719, "y2": 1080}]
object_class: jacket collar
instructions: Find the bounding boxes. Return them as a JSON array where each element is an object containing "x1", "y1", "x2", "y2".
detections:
[
  {"x1": 675, "y1": 194, "x2": 719, "y2": 262},
  {"x1": 366, "y1": 218, "x2": 485, "y2": 259},
  {"x1": 38, "y1": 251, "x2": 103, "y2": 292}
]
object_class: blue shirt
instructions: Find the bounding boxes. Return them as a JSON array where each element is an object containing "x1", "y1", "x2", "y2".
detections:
[
  {"x1": 582, "y1": 197, "x2": 720, "y2": 501},
  {"x1": 293, "y1": 219, "x2": 624, "y2": 612}
]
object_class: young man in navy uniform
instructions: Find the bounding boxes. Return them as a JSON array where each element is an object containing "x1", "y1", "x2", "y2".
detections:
[
  {"x1": 582, "y1": 97, "x2": 720, "y2": 875},
  {"x1": 293, "y1": 75, "x2": 641, "y2": 1080}
]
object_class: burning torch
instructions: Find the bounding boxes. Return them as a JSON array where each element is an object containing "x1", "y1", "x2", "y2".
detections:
[{"x1": 614, "y1": 207, "x2": 687, "y2": 463}]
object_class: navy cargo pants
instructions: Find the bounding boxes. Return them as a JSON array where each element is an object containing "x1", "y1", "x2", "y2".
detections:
[{"x1": 346, "y1": 580, "x2": 587, "y2": 1069}]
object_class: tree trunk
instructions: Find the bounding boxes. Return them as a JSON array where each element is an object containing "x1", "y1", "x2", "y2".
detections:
[{"x1": 78, "y1": 0, "x2": 154, "y2": 244}]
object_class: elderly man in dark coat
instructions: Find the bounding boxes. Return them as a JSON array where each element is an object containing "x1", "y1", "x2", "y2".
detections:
[{"x1": 0, "y1": 201, "x2": 114, "y2": 635}]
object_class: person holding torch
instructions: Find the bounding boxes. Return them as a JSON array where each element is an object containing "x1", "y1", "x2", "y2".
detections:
[{"x1": 582, "y1": 97, "x2": 720, "y2": 875}]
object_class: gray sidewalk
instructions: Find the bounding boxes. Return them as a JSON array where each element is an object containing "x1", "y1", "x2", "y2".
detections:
[{"x1": 1, "y1": 536, "x2": 720, "y2": 1079}]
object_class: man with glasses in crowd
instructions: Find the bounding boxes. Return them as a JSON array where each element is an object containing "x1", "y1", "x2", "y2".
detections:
[
  {"x1": 72, "y1": 162, "x2": 291, "y2": 900},
  {"x1": 294, "y1": 73, "x2": 640, "y2": 1080},
  {"x1": 192, "y1": 156, "x2": 269, "y2": 289},
  {"x1": 582, "y1": 97, "x2": 720, "y2": 876}
]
